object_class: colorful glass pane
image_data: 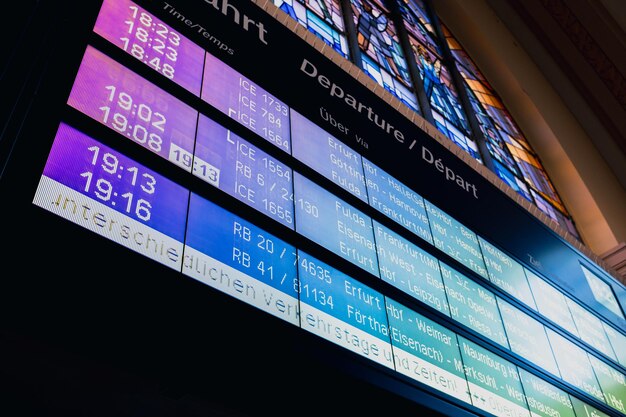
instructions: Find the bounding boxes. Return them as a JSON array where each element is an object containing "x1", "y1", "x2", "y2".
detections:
[
  {"x1": 274, "y1": 0, "x2": 349, "y2": 57},
  {"x1": 399, "y1": 0, "x2": 475, "y2": 160},
  {"x1": 398, "y1": 0, "x2": 439, "y2": 54},
  {"x1": 440, "y1": 21, "x2": 577, "y2": 238},
  {"x1": 351, "y1": 0, "x2": 418, "y2": 111}
]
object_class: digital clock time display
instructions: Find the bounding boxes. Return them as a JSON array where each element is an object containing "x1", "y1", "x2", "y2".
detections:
[
  {"x1": 93, "y1": 0, "x2": 205, "y2": 95},
  {"x1": 33, "y1": 123, "x2": 189, "y2": 269},
  {"x1": 68, "y1": 46, "x2": 198, "y2": 171}
]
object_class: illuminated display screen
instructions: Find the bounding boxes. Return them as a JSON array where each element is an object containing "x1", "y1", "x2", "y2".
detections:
[
  {"x1": 526, "y1": 269, "x2": 580, "y2": 337},
  {"x1": 458, "y1": 336, "x2": 531, "y2": 417},
  {"x1": 478, "y1": 237, "x2": 537, "y2": 310},
  {"x1": 518, "y1": 368, "x2": 576, "y2": 417},
  {"x1": 603, "y1": 322, "x2": 626, "y2": 368},
  {"x1": 68, "y1": 45, "x2": 198, "y2": 171},
  {"x1": 182, "y1": 193, "x2": 299, "y2": 324},
  {"x1": 297, "y1": 250, "x2": 393, "y2": 368},
  {"x1": 589, "y1": 355, "x2": 626, "y2": 414},
  {"x1": 440, "y1": 262, "x2": 508, "y2": 347},
  {"x1": 294, "y1": 172, "x2": 379, "y2": 276},
  {"x1": 362, "y1": 157, "x2": 433, "y2": 245},
  {"x1": 386, "y1": 297, "x2": 471, "y2": 403},
  {"x1": 497, "y1": 297, "x2": 560, "y2": 377},
  {"x1": 201, "y1": 52, "x2": 291, "y2": 153},
  {"x1": 571, "y1": 396, "x2": 614, "y2": 417},
  {"x1": 33, "y1": 123, "x2": 189, "y2": 270},
  {"x1": 374, "y1": 220, "x2": 449, "y2": 316},
  {"x1": 291, "y1": 109, "x2": 367, "y2": 202},
  {"x1": 424, "y1": 201, "x2": 487, "y2": 278},
  {"x1": 193, "y1": 114, "x2": 295, "y2": 228},
  {"x1": 93, "y1": 0, "x2": 205, "y2": 95},
  {"x1": 546, "y1": 329, "x2": 606, "y2": 403},
  {"x1": 582, "y1": 265, "x2": 625, "y2": 320},
  {"x1": 567, "y1": 298, "x2": 617, "y2": 360}
]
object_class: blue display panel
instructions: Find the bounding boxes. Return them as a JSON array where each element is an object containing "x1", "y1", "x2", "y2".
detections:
[
  {"x1": 518, "y1": 368, "x2": 576, "y2": 417},
  {"x1": 294, "y1": 172, "x2": 379, "y2": 275},
  {"x1": 603, "y1": 322, "x2": 626, "y2": 368},
  {"x1": 588, "y1": 355, "x2": 626, "y2": 414},
  {"x1": 291, "y1": 109, "x2": 368, "y2": 202},
  {"x1": 581, "y1": 264, "x2": 625, "y2": 321},
  {"x1": 458, "y1": 336, "x2": 531, "y2": 417},
  {"x1": 297, "y1": 250, "x2": 393, "y2": 368},
  {"x1": 33, "y1": 123, "x2": 189, "y2": 270},
  {"x1": 546, "y1": 329, "x2": 605, "y2": 403},
  {"x1": 424, "y1": 200, "x2": 488, "y2": 279},
  {"x1": 193, "y1": 114, "x2": 295, "y2": 229},
  {"x1": 478, "y1": 237, "x2": 537, "y2": 310},
  {"x1": 182, "y1": 193, "x2": 299, "y2": 324},
  {"x1": 526, "y1": 269, "x2": 580, "y2": 337},
  {"x1": 362, "y1": 157, "x2": 433, "y2": 245},
  {"x1": 386, "y1": 297, "x2": 471, "y2": 403},
  {"x1": 374, "y1": 220, "x2": 449, "y2": 316},
  {"x1": 201, "y1": 52, "x2": 291, "y2": 153},
  {"x1": 496, "y1": 297, "x2": 560, "y2": 377},
  {"x1": 566, "y1": 298, "x2": 617, "y2": 361},
  {"x1": 440, "y1": 262, "x2": 508, "y2": 348}
]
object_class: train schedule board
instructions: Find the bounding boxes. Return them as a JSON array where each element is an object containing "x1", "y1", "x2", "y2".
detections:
[{"x1": 1, "y1": 0, "x2": 625, "y2": 416}]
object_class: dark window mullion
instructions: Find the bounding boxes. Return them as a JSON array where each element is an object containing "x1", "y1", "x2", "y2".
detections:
[
  {"x1": 384, "y1": 0, "x2": 434, "y2": 122},
  {"x1": 339, "y1": 0, "x2": 365, "y2": 70},
  {"x1": 423, "y1": 0, "x2": 497, "y2": 172}
]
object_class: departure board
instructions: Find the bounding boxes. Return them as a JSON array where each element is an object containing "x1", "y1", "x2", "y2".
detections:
[{"x1": 5, "y1": 0, "x2": 625, "y2": 416}]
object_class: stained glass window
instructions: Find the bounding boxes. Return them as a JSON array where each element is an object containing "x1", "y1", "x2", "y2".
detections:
[
  {"x1": 441, "y1": 22, "x2": 578, "y2": 238},
  {"x1": 350, "y1": 0, "x2": 419, "y2": 111},
  {"x1": 398, "y1": 0, "x2": 479, "y2": 160},
  {"x1": 274, "y1": 0, "x2": 579, "y2": 240},
  {"x1": 273, "y1": 0, "x2": 350, "y2": 58}
]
